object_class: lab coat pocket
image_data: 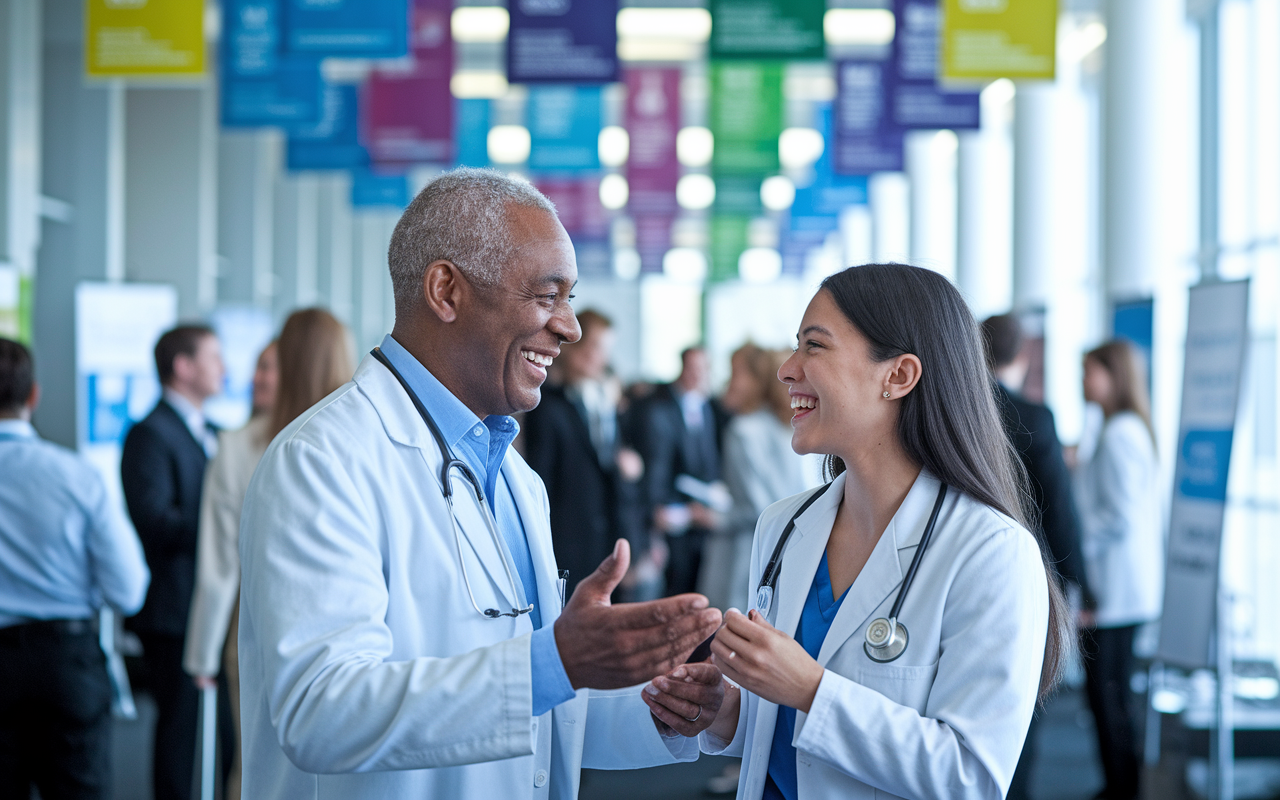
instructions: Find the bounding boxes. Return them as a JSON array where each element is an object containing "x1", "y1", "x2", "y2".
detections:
[{"x1": 851, "y1": 660, "x2": 939, "y2": 714}]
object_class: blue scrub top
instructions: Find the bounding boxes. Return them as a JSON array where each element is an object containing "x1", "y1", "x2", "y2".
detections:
[{"x1": 763, "y1": 551, "x2": 848, "y2": 800}]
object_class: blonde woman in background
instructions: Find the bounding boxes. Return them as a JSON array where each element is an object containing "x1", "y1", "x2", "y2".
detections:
[
  {"x1": 183, "y1": 309, "x2": 353, "y2": 800},
  {"x1": 1074, "y1": 340, "x2": 1162, "y2": 800}
]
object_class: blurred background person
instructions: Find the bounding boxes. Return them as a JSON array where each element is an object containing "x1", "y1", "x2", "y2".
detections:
[
  {"x1": 700, "y1": 344, "x2": 822, "y2": 613},
  {"x1": 633, "y1": 346, "x2": 725, "y2": 597},
  {"x1": 1074, "y1": 339, "x2": 1162, "y2": 800},
  {"x1": 523, "y1": 309, "x2": 644, "y2": 600},
  {"x1": 120, "y1": 324, "x2": 230, "y2": 800},
  {"x1": 982, "y1": 314, "x2": 1094, "y2": 800},
  {"x1": 184, "y1": 311, "x2": 352, "y2": 800},
  {"x1": 0, "y1": 337, "x2": 150, "y2": 800}
]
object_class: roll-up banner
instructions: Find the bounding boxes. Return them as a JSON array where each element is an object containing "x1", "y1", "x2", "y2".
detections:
[
  {"x1": 221, "y1": 0, "x2": 324, "y2": 129},
  {"x1": 710, "y1": 62, "x2": 784, "y2": 176},
  {"x1": 1156, "y1": 279, "x2": 1251, "y2": 669},
  {"x1": 834, "y1": 61, "x2": 904, "y2": 175},
  {"x1": 941, "y1": 0, "x2": 1058, "y2": 81},
  {"x1": 891, "y1": 0, "x2": 980, "y2": 130},
  {"x1": 364, "y1": 0, "x2": 454, "y2": 166},
  {"x1": 709, "y1": 0, "x2": 825, "y2": 61},
  {"x1": 283, "y1": 0, "x2": 409, "y2": 58},
  {"x1": 507, "y1": 0, "x2": 619, "y2": 84},
  {"x1": 528, "y1": 86, "x2": 603, "y2": 174},
  {"x1": 85, "y1": 0, "x2": 205, "y2": 78},
  {"x1": 287, "y1": 84, "x2": 369, "y2": 171},
  {"x1": 626, "y1": 68, "x2": 681, "y2": 217}
]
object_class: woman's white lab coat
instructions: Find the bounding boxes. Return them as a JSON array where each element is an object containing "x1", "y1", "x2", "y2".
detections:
[
  {"x1": 700, "y1": 471, "x2": 1048, "y2": 800},
  {"x1": 237, "y1": 355, "x2": 695, "y2": 800}
]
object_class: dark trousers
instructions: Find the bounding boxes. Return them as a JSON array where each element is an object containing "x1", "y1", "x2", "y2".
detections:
[
  {"x1": 0, "y1": 621, "x2": 114, "y2": 800},
  {"x1": 1083, "y1": 624, "x2": 1140, "y2": 800},
  {"x1": 1006, "y1": 707, "x2": 1040, "y2": 800},
  {"x1": 664, "y1": 528, "x2": 708, "y2": 597},
  {"x1": 138, "y1": 633, "x2": 201, "y2": 800}
]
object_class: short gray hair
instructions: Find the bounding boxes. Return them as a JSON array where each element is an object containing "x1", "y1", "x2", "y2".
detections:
[{"x1": 388, "y1": 168, "x2": 558, "y2": 312}]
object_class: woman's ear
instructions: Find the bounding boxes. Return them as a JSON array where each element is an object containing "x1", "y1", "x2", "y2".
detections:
[{"x1": 884, "y1": 353, "x2": 923, "y2": 398}]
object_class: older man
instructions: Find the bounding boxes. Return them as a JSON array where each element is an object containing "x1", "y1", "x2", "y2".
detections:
[{"x1": 237, "y1": 169, "x2": 724, "y2": 799}]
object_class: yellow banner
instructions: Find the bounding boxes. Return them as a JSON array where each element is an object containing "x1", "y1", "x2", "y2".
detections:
[
  {"x1": 86, "y1": 0, "x2": 205, "y2": 78},
  {"x1": 941, "y1": 0, "x2": 1057, "y2": 81}
]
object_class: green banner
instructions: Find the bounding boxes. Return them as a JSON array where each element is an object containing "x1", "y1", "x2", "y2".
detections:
[
  {"x1": 941, "y1": 0, "x2": 1057, "y2": 81},
  {"x1": 710, "y1": 215, "x2": 750, "y2": 282},
  {"x1": 709, "y1": 0, "x2": 825, "y2": 60},
  {"x1": 710, "y1": 62, "x2": 783, "y2": 176}
]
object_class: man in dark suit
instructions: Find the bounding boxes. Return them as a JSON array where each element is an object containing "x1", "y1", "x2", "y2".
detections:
[
  {"x1": 523, "y1": 310, "x2": 643, "y2": 600},
  {"x1": 121, "y1": 324, "x2": 224, "y2": 800},
  {"x1": 982, "y1": 313, "x2": 1094, "y2": 800},
  {"x1": 633, "y1": 346, "x2": 725, "y2": 597}
]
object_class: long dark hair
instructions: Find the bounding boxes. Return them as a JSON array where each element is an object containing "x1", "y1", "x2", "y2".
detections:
[{"x1": 820, "y1": 264, "x2": 1070, "y2": 701}]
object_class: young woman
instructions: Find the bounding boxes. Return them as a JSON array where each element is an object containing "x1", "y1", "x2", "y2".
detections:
[
  {"x1": 1074, "y1": 340, "x2": 1161, "y2": 800},
  {"x1": 183, "y1": 309, "x2": 353, "y2": 800},
  {"x1": 644, "y1": 264, "x2": 1069, "y2": 800}
]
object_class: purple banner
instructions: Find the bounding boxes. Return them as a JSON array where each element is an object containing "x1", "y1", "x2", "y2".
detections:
[
  {"x1": 507, "y1": 0, "x2": 618, "y2": 84},
  {"x1": 625, "y1": 68, "x2": 680, "y2": 217},
  {"x1": 834, "y1": 60, "x2": 904, "y2": 175},
  {"x1": 363, "y1": 0, "x2": 453, "y2": 165},
  {"x1": 635, "y1": 215, "x2": 673, "y2": 274},
  {"x1": 891, "y1": 0, "x2": 980, "y2": 130},
  {"x1": 536, "y1": 178, "x2": 609, "y2": 243}
]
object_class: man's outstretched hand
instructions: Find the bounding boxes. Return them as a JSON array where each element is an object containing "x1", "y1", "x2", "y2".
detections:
[{"x1": 554, "y1": 539, "x2": 723, "y2": 690}]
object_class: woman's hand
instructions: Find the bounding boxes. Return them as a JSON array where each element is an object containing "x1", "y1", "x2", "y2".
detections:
[
  {"x1": 711, "y1": 608, "x2": 825, "y2": 713},
  {"x1": 642, "y1": 662, "x2": 726, "y2": 737}
]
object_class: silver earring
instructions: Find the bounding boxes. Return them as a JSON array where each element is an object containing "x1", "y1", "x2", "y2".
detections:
[{"x1": 883, "y1": 391, "x2": 891, "y2": 398}]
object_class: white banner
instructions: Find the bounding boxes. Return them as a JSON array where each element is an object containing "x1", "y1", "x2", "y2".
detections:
[{"x1": 1156, "y1": 279, "x2": 1250, "y2": 669}]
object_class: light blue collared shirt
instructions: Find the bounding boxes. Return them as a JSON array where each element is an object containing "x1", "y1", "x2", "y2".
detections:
[
  {"x1": 0, "y1": 419, "x2": 150, "y2": 627},
  {"x1": 379, "y1": 335, "x2": 575, "y2": 716}
]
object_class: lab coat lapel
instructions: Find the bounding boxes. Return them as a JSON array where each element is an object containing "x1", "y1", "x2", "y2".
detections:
[
  {"x1": 770, "y1": 476, "x2": 845, "y2": 638},
  {"x1": 501, "y1": 454, "x2": 564, "y2": 624},
  {"x1": 815, "y1": 470, "x2": 942, "y2": 666}
]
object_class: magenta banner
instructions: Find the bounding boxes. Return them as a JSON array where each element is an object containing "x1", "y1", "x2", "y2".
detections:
[
  {"x1": 536, "y1": 178, "x2": 609, "y2": 243},
  {"x1": 363, "y1": 0, "x2": 453, "y2": 165},
  {"x1": 635, "y1": 215, "x2": 673, "y2": 274},
  {"x1": 625, "y1": 68, "x2": 681, "y2": 217}
]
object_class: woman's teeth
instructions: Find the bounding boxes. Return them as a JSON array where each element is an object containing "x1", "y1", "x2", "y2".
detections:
[
  {"x1": 521, "y1": 351, "x2": 553, "y2": 367},
  {"x1": 790, "y1": 396, "x2": 817, "y2": 410}
]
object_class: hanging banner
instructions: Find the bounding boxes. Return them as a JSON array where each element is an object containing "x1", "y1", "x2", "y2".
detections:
[
  {"x1": 287, "y1": 84, "x2": 369, "y2": 171},
  {"x1": 351, "y1": 169, "x2": 411, "y2": 208},
  {"x1": 455, "y1": 98, "x2": 491, "y2": 168},
  {"x1": 86, "y1": 0, "x2": 205, "y2": 78},
  {"x1": 892, "y1": 0, "x2": 981, "y2": 130},
  {"x1": 284, "y1": 0, "x2": 409, "y2": 59},
  {"x1": 710, "y1": 62, "x2": 784, "y2": 176},
  {"x1": 709, "y1": 0, "x2": 825, "y2": 61},
  {"x1": 364, "y1": 0, "x2": 454, "y2": 165},
  {"x1": 507, "y1": 0, "x2": 618, "y2": 84},
  {"x1": 710, "y1": 215, "x2": 750, "y2": 282},
  {"x1": 941, "y1": 0, "x2": 1057, "y2": 81},
  {"x1": 1157, "y1": 280, "x2": 1251, "y2": 670},
  {"x1": 625, "y1": 68, "x2": 681, "y2": 217},
  {"x1": 636, "y1": 215, "x2": 673, "y2": 274},
  {"x1": 834, "y1": 60, "x2": 905, "y2": 175},
  {"x1": 527, "y1": 86, "x2": 602, "y2": 174},
  {"x1": 221, "y1": 0, "x2": 324, "y2": 128},
  {"x1": 537, "y1": 179, "x2": 611, "y2": 276},
  {"x1": 793, "y1": 104, "x2": 870, "y2": 224}
]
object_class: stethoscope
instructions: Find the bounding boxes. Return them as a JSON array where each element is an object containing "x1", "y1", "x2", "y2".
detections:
[
  {"x1": 371, "y1": 347, "x2": 534, "y2": 620},
  {"x1": 755, "y1": 480, "x2": 949, "y2": 663}
]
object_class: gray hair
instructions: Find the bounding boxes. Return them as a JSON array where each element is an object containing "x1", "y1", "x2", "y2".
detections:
[{"x1": 388, "y1": 167, "x2": 559, "y2": 311}]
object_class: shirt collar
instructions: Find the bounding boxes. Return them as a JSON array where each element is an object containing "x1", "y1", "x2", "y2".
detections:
[
  {"x1": 0, "y1": 419, "x2": 35, "y2": 439},
  {"x1": 163, "y1": 388, "x2": 206, "y2": 432}
]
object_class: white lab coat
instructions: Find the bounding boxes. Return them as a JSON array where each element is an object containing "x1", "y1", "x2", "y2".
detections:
[
  {"x1": 237, "y1": 355, "x2": 696, "y2": 800},
  {"x1": 700, "y1": 471, "x2": 1048, "y2": 800},
  {"x1": 1073, "y1": 410, "x2": 1163, "y2": 628}
]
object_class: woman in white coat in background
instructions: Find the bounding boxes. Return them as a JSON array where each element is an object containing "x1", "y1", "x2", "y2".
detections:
[
  {"x1": 644, "y1": 263, "x2": 1070, "y2": 800},
  {"x1": 183, "y1": 309, "x2": 353, "y2": 800},
  {"x1": 1074, "y1": 340, "x2": 1162, "y2": 800}
]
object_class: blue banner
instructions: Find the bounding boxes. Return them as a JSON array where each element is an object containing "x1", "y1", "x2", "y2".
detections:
[
  {"x1": 286, "y1": 84, "x2": 369, "y2": 170},
  {"x1": 793, "y1": 105, "x2": 870, "y2": 222},
  {"x1": 507, "y1": 0, "x2": 618, "y2": 84},
  {"x1": 527, "y1": 86, "x2": 602, "y2": 174},
  {"x1": 455, "y1": 98, "x2": 490, "y2": 168},
  {"x1": 891, "y1": 0, "x2": 980, "y2": 130},
  {"x1": 284, "y1": 0, "x2": 409, "y2": 58},
  {"x1": 351, "y1": 169, "x2": 411, "y2": 208},
  {"x1": 834, "y1": 60, "x2": 905, "y2": 174},
  {"x1": 221, "y1": 0, "x2": 324, "y2": 128}
]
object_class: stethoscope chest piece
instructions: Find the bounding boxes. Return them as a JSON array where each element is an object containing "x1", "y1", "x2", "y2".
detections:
[
  {"x1": 863, "y1": 616, "x2": 909, "y2": 663},
  {"x1": 754, "y1": 585, "x2": 774, "y2": 619}
]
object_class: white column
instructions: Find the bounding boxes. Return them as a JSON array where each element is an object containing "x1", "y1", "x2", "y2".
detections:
[
  {"x1": 0, "y1": 0, "x2": 40, "y2": 340},
  {"x1": 906, "y1": 129, "x2": 958, "y2": 282},
  {"x1": 272, "y1": 173, "x2": 320, "y2": 320},
  {"x1": 353, "y1": 212, "x2": 392, "y2": 353},
  {"x1": 124, "y1": 84, "x2": 219, "y2": 317},
  {"x1": 956, "y1": 80, "x2": 1015, "y2": 319},
  {"x1": 315, "y1": 173, "x2": 354, "y2": 325},
  {"x1": 1012, "y1": 83, "x2": 1058, "y2": 310},
  {"x1": 869, "y1": 172, "x2": 910, "y2": 264},
  {"x1": 216, "y1": 130, "x2": 279, "y2": 308}
]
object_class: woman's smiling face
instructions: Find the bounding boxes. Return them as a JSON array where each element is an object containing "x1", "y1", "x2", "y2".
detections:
[{"x1": 778, "y1": 289, "x2": 908, "y2": 460}]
